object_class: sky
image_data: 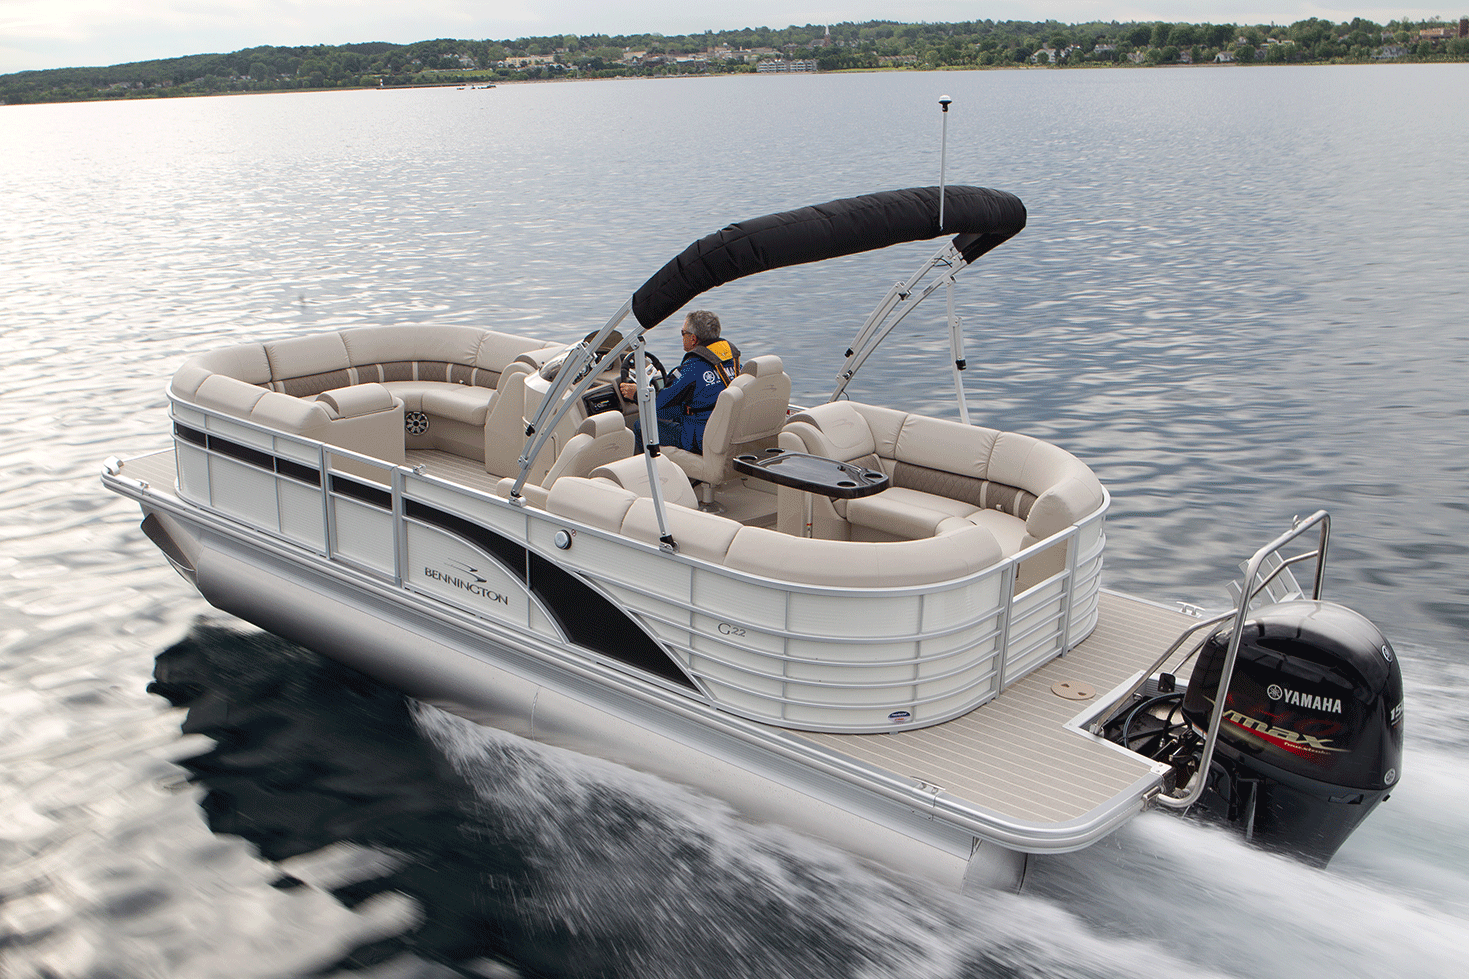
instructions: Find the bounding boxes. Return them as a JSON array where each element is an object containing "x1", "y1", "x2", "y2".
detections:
[{"x1": 1, "y1": 1, "x2": 1457, "y2": 74}]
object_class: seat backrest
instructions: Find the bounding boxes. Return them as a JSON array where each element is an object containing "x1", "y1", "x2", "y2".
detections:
[
  {"x1": 781, "y1": 399, "x2": 882, "y2": 469},
  {"x1": 482, "y1": 364, "x2": 538, "y2": 479},
  {"x1": 712, "y1": 355, "x2": 792, "y2": 455},
  {"x1": 540, "y1": 411, "x2": 634, "y2": 486},
  {"x1": 660, "y1": 355, "x2": 792, "y2": 503}
]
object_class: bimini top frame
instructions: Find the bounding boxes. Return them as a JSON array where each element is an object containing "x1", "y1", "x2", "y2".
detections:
[{"x1": 511, "y1": 185, "x2": 1028, "y2": 545}]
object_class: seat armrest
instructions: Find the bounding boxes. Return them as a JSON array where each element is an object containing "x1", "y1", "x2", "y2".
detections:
[
  {"x1": 1025, "y1": 474, "x2": 1105, "y2": 541},
  {"x1": 316, "y1": 383, "x2": 397, "y2": 418}
]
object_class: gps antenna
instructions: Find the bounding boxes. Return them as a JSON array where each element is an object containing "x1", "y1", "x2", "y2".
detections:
[{"x1": 938, "y1": 96, "x2": 952, "y2": 230}]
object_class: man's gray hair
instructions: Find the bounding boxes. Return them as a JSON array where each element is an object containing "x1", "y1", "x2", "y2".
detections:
[{"x1": 684, "y1": 310, "x2": 721, "y2": 345}]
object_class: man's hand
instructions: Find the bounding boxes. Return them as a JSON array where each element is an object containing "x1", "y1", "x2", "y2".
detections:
[{"x1": 619, "y1": 382, "x2": 638, "y2": 401}]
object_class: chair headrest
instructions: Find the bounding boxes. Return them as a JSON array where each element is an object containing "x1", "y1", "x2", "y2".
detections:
[
  {"x1": 740, "y1": 354, "x2": 784, "y2": 378},
  {"x1": 578, "y1": 410, "x2": 628, "y2": 438}
]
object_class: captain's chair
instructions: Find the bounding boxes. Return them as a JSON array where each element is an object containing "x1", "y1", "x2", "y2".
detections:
[{"x1": 662, "y1": 355, "x2": 792, "y2": 510}]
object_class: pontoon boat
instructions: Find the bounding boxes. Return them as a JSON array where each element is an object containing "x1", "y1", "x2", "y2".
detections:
[{"x1": 103, "y1": 187, "x2": 1403, "y2": 890}]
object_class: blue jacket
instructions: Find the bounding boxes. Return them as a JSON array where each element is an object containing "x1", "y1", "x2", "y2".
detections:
[{"x1": 654, "y1": 342, "x2": 740, "y2": 452}]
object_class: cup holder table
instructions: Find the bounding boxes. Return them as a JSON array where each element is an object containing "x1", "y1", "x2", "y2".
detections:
[{"x1": 732, "y1": 449, "x2": 889, "y2": 499}]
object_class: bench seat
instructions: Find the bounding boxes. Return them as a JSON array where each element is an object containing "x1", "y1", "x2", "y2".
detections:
[
  {"x1": 170, "y1": 325, "x2": 565, "y2": 467},
  {"x1": 380, "y1": 380, "x2": 496, "y2": 426},
  {"x1": 776, "y1": 401, "x2": 1104, "y2": 590},
  {"x1": 544, "y1": 470, "x2": 1007, "y2": 589}
]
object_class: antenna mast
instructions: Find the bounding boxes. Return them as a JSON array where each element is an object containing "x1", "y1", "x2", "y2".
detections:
[{"x1": 936, "y1": 96, "x2": 970, "y2": 424}]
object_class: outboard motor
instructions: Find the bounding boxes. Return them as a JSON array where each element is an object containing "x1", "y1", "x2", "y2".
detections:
[{"x1": 1182, "y1": 600, "x2": 1404, "y2": 866}]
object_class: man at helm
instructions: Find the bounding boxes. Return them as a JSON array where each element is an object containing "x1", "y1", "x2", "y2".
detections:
[{"x1": 619, "y1": 309, "x2": 740, "y2": 453}]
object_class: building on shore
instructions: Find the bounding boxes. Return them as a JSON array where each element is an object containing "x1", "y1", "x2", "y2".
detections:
[{"x1": 756, "y1": 59, "x2": 817, "y2": 73}]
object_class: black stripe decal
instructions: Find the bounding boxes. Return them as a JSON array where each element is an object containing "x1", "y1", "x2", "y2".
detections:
[
  {"x1": 175, "y1": 423, "x2": 322, "y2": 487},
  {"x1": 405, "y1": 499, "x2": 694, "y2": 689},
  {"x1": 331, "y1": 475, "x2": 391, "y2": 509},
  {"x1": 174, "y1": 424, "x2": 690, "y2": 689}
]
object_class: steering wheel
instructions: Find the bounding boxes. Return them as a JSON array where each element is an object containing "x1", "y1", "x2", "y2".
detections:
[{"x1": 618, "y1": 352, "x2": 667, "y2": 403}]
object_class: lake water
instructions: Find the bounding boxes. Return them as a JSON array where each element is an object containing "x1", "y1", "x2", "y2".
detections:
[{"x1": 2, "y1": 65, "x2": 1467, "y2": 977}]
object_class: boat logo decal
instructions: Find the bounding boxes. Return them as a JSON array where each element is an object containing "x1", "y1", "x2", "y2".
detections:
[
  {"x1": 423, "y1": 562, "x2": 511, "y2": 606},
  {"x1": 446, "y1": 560, "x2": 487, "y2": 584},
  {"x1": 1266, "y1": 684, "x2": 1342, "y2": 714},
  {"x1": 1223, "y1": 709, "x2": 1347, "y2": 757},
  {"x1": 888, "y1": 710, "x2": 912, "y2": 724}
]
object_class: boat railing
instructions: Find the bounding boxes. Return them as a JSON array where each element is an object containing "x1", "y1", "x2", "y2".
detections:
[
  {"x1": 167, "y1": 395, "x2": 1109, "y2": 732},
  {"x1": 560, "y1": 513, "x2": 1105, "y2": 730},
  {"x1": 1087, "y1": 511, "x2": 1331, "y2": 810}
]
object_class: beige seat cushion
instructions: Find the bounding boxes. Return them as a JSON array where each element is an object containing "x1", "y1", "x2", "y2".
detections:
[
  {"x1": 784, "y1": 401, "x2": 880, "y2": 464},
  {"x1": 844, "y1": 486, "x2": 980, "y2": 540},
  {"x1": 419, "y1": 384, "x2": 497, "y2": 426},
  {"x1": 588, "y1": 455, "x2": 699, "y2": 510},
  {"x1": 316, "y1": 383, "x2": 397, "y2": 418},
  {"x1": 724, "y1": 524, "x2": 1004, "y2": 588},
  {"x1": 545, "y1": 476, "x2": 638, "y2": 533},
  {"x1": 620, "y1": 498, "x2": 741, "y2": 563},
  {"x1": 936, "y1": 511, "x2": 1029, "y2": 554},
  {"x1": 542, "y1": 412, "x2": 634, "y2": 484}
]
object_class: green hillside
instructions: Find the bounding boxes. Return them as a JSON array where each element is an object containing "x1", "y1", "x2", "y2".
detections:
[{"x1": 4, "y1": 17, "x2": 1466, "y2": 105}]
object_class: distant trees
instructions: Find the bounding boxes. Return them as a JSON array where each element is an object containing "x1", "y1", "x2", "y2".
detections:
[{"x1": 4, "y1": 16, "x2": 1468, "y2": 105}]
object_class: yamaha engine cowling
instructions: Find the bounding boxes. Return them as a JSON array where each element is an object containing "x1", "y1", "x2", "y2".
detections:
[{"x1": 1182, "y1": 600, "x2": 1404, "y2": 866}]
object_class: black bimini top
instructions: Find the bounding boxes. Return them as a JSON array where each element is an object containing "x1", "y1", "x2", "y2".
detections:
[{"x1": 630, "y1": 186, "x2": 1026, "y2": 329}]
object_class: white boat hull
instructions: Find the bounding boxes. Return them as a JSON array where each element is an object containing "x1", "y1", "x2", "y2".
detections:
[{"x1": 143, "y1": 501, "x2": 1036, "y2": 891}]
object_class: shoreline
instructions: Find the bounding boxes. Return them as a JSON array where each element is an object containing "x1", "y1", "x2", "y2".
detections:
[{"x1": 7, "y1": 58, "x2": 1464, "y2": 107}]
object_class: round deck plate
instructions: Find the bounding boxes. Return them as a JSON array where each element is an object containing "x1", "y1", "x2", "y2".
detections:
[{"x1": 1051, "y1": 680, "x2": 1096, "y2": 701}]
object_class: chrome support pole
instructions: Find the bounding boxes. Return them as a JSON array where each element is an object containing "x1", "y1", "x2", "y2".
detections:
[
  {"x1": 1056, "y1": 527, "x2": 1080, "y2": 654},
  {"x1": 391, "y1": 466, "x2": 407, "y2": 587},
  {"x1": 319, "y1": 443, "x2": 334, "y2": 561},
  {"x1": 994, "y1": 562, "x2": 1016, "y2": 692},
  {"x1": 946, "y1": 276, "x2": 969, "y2": 425},
  {"x1": 633, "y1": 339, "x2": 676, "y2": 552},
  {"x1": 832, "y1": 247, "x2": 966, "y2": 402},
  {"x1": 512, "y1": 300, "x2": 638, "y2": 502},
  {"x1": 831, "y1": 241, "x2": 964, "y2": 402}
]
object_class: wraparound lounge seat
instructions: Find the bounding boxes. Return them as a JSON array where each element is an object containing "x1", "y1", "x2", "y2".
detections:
[
  {"x1": 543, "y1": 470, "x2": 1007, "y2": 587},
  {"x1": 170, "y1": 325, "x2": 564, "y2": 466},
  {"x1": 776, "y1": 401, "x2": 1104, "y2": 590}
]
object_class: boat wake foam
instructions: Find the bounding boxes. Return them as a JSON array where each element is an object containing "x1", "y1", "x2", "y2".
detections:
[
  {"x1": 1028, "y1": 786, "x2": 1469, "y2": 979},
  {"x1": 411, "y1": 701, "x2": 1218, "y2": 979},
  {"x1": 153, "y1": 622, "x2": 1463, "y2": 979}
]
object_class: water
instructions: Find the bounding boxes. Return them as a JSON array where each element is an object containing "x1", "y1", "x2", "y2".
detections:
[{"x1": 2, "y1": 66, "x2": 1467, "y2": 977}]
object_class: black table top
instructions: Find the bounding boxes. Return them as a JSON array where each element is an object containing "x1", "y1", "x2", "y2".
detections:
[{"x1": 732, "y1": 449, "x2": 890, "y2": 499}]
